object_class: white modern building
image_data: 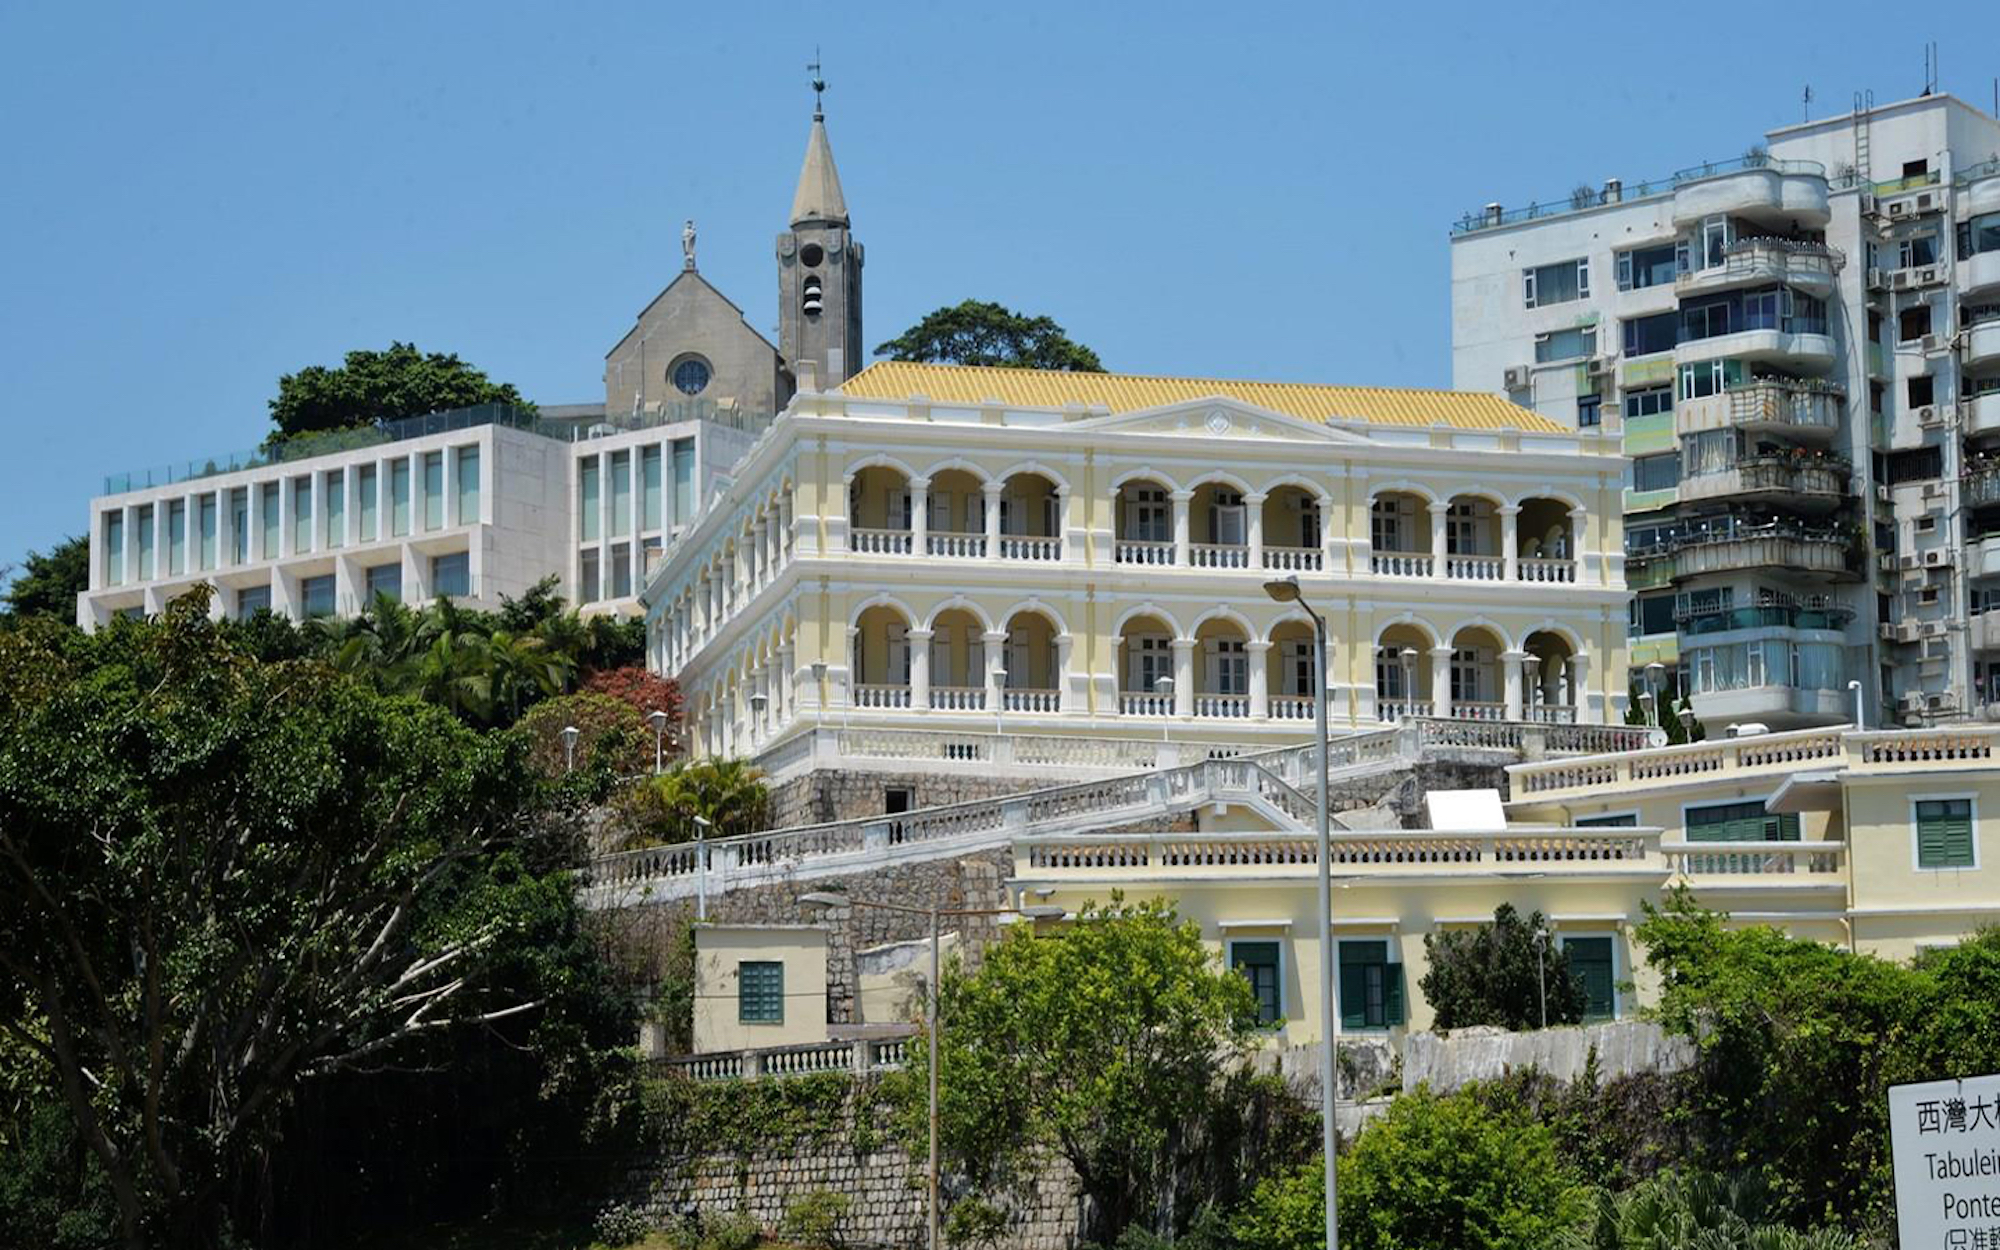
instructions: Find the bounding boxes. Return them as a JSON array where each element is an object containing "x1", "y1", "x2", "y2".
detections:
[
  {"x1": 78, "y1": 105, "x2": 864, "y2": 629},
  {"x1": 1451, "y1": 92, "x2": 2000, "y2": 731}
]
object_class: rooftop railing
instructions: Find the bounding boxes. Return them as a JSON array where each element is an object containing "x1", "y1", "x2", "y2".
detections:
[
  {"x1": 1959, "y1": 157, "x2": 2000, "y2": 186},
  {"x1": 1451, "y1": 156, "x2": 1825, "y2": 237},
  {"x1": 1508, "y1": 726, "x2": 1847, "y2": 799}
]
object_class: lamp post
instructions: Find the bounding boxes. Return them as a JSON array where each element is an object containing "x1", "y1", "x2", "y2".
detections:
[
  {"x1": 1154, "y1": 675, "x2": 1175, "y2": 750},
  {"x1": 647, "y1": 709, "x2": 671, "y2": 774},
  {"x1": 1532, "y1": 924, "x2": 1551, "y2": 1030},
  {"x1": 691, "y1": 814, "x2": 712, "y2": 922},
  {"x1": 1644, "y1": 661, "x2": 1666, "y2": 727},
  {"x1": 560, "y1": 724, "x2": 580, "y2": 773},
  {"x1": 1399, "y1": 647, "x2": 1418, "y2": 719},
  {"x1": 1263, "y1": 574, "x2": 1339, "y2": 1250},
  {"x1": 749, "y1": 691, "x2": 770, "y2": 750},
  {"x1": 1848, "y1": 677, "x2": 1865, "y2": 730},
  {"x1": 800, "y1": 890, "x2": 1064, "y2": 1250}
]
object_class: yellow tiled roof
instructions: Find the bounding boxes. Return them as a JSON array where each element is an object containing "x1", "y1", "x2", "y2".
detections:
[{"x1": 837, "y1": 360, "x2": 1564, "y2": 432}]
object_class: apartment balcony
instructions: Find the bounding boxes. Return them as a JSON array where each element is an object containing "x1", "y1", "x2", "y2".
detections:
[
  {"x1": 1964, "y1": 250, "x2": 2000, "y2": 298},
  {"x1": 1974, "y1": 533, "x2": 2000, "y2": 579},
  {"x1": 1967, "y1": 320, "x2": 2000, "y2": 370},
  {"x1": 1971, "y1": 610, "x2": 2000, "y2": 652},
  {"x1": 1969, "y1": 393, "x2": 2000, "y2": 441},
  {"x1": 1665, "y1": 840, "x2": 1846, "y2": 892},
  {"x1": 1674, "y1": 239, "x2": 1838, "y2": 298},
  {"x1": 1668, "y1": 523, "x2": 1852, "y2": 580},
  {"x1": 1675, "y1": 382, "x2": 1843, "y2": 442},
  {"x1": 1674, "y1": 328, "x2": 1835, "y2": 371},
  {"x1": 1670, "y1": 156, "x2": 1830, "y2": 229},
  {"x1": 1677, "y1": 457, "x2": 1849, "y2": 510},
  {"x1": 1690, "y1": 683, "x2": 1849, "y2": 728}
]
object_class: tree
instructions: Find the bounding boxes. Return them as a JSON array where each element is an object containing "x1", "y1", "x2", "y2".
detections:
[
  {"x1": 895, "y1": 897, "x2": 1261, "y2": 1241},
  {"x1": 516, "y1": 691, "x2": 650, "y2": 783},
  {"x1": 1558, "y1": 1169, "x2": 1864, "y2": 1250},
  {"x1": 0, "y1": 593, "x2": 589, "y2": 1247},
  {"x1": 1240, "y1": 1086, "x2": 1584, "y2": 1250},
  {"x1": 268, "y1": 341, "x2": 529, "y2": 439},
  {"x1": 1420, "y1": 903, "x2": 1588, "y2": 1031},
  {"x1": 3, "y1": 535, "x2": 88, "y2": 624},
  {"x1": 874, "y1": 300, "x2": 1105, "y2": 372},
  {"x1": 610, "y1": 757, "x2": 770, "y2": 849}
]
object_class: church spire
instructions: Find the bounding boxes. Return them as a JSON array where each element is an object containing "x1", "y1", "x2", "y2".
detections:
[{"x1": 789, "y1": 64, "x2": 848, "y2": 227}]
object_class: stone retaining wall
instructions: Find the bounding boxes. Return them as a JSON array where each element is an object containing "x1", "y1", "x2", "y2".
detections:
[{"x1": 1402, "y1": 1020, "x2": 1694, "y2": 1093}]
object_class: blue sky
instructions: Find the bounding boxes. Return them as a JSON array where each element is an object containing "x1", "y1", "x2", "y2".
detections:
[{"x1": 3, "y1": 0, "x2": 1997, "y2": 580}]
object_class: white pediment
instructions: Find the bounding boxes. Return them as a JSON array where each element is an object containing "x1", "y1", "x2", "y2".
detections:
[{"x1": 1067, "y1": 397, "x2": 1374, "y2": 445}]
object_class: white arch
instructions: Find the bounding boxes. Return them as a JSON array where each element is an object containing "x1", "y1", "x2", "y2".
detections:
[
  {"x1": 1109, "y1": 465, "x2": 1184, "y2": 493},
  {"x1": 841, "y1": 453, "x2": 918, "y2": 483},
  {"x1": 1513, "y1": 487, "x2": 1587, "y2": 512},
  {"x1": 1365, "y1": 480, "x2": 1441, "y2": 506},
  {"x1": 1448, "y1": 616, "x2": 1518, "y2": 652},
  {"x1": 993, "y1": 459, "x2": 1073, "y2": 493},
  {"x1": 924, "y1": 595, "x2": 996, "y2": 633},
  {"x1": 1189, "y1": 605, "x2": 1256, "y2": 638},
  {"x1": 920, "y1": 456, "x2": 995, "y2": 485},
  {"x1": 997, "y1": 596, "x2": 1071, "y2": 637},
  {"x1": 848, "y1": 592, "x2": 918, "y2": 630},
  {"x1": 1111, "y1": 600, "x2": 1184, "y2": 637},
  {"x1": 1185, "y1": 469, "x2": 1256, "y2": 497},
  {"x1": 1260, "y1": 608, "x2": 1320, "y2": 643},
  {"x1": 1373, "y1": 613, "x2": 1443, "y2": 649},
  {"x1": 1522, "y1": 620, "x2": 1584, "y2": 653},
  {"x1": 1442, "y1": 485, "x2": 1509, "y2": 508},
  {"x1": 1259, "y1": 473, "x2": 1333, "y2": 501}
]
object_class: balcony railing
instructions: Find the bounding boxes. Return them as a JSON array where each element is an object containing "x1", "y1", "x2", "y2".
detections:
[
  {"x1": 1191, "y1": 542, "x2": 1252, "y2": 569},
  {"x1": 1270, "y1": 695, "x2": 1314, "y2": 720},
  {"x1": 1453, "y1": 701, "x2": 1507, "y2": 721},
  {"x1": 1022, "y1": 826, "x2": 1663, "y2": 878},
  {"x1": 1722, "y1": 380, "x2": 1844, "y2": 433},
  {"x1": 1967, "y1": 466, "x2": 2000, "y2": 509},
  {"x1": 927, "y1": 531, "x2": 985, "y2": 557},
  {"x1": 929, "y1": 686, "x2": 986, "y2": 711},
  {"x1": 1194, "y1": 693, "x2": 1252, "y2": 718},
  {"x1": 659, "y1": 1035, "x2": 912, "y2": 1083},
  {"x1": 1446, "y1": 555, "x2": 1505, "y2": 580},
  {"x1": 1681, "y1": 457, "x2": 1849, "y2": 502},
  {"x1": 1263, "y1": 546, "x2": 1322, "y2": 572},
  {"x1": 1666, "y1": 840, "x2": 1845, "y2": 881},
  {"x1": 1376, "y1": 698, "x2": 1433, "y2": 721},
  {"x1": 1118, "y1": 691, "x2": 1173, "y2": 716},
  {"x1": 853, "y1": 683, "x2": 912, "y2": 708},
  {"x1": 1518, "y1": 557, "x2": 1577, "y2": 583},
  {"x1": 1000, "y1": 535, "x2": 1061, "y2": 561},
  {"x1": 1510, "y1": 726, "x2": 1847, "y2": 799},
  {"x1": 1527, "y1": 704, "x2": 1577, "y2": 724},
  {"x1": 851, "y1": 527, "x2": 912, "y2": 555},
  {"x1": 1371, "y1": 552, "x2": 1433, "y2": 577},
  {"x1": 1116, "y1": 539, "x2": 1174, "y2": 565},
  {"x1": 1003, "y1": 688, "x2": 1061, "y2": 713}
]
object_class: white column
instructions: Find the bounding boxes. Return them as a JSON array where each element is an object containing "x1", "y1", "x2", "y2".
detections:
[
  {"x1": 780, "y1": 495, "x2": 795, "y2": 557},
  {"x1": 910, "y1": 478, "x2": 930, "y2": 557},
  {"x1": 215, "y1": 493, "x2": 234, "y2": 571},
  {"x1": 277, "y1": 484, "x2": 297, "y2": 560},
  {"x1": 1500, "y1": 505, "x2": 1520, "y2": 581},
  {"x1": 1172, "y1": 638, "x2": 1196, "y2": 717},
  {"x1": 1569, "y1": 507, "x2": 1591, "y2": 584},
  {"x1": 1573, "y1": 652, "x2": 1600, "y2": 722},
  {"x1": 1056, "y1": 486, "x2": 1074, "y2": 563},
  {"x1": 983, "y1": 629, "x2": 1008, "y2": 708},
  {"x1": 1171, "y1": 490, "x2": 1193, "y2": 566},
  {"x1": 122, "y1": 504, "x2": 139, "y2": 584},
  {"x1": 777, "y1": 644, "x2": 795, "y2": 726},
  {"x1": 1502, "y1": 649, "x2": 1529, "y2": 721},
  {"x1": 1429, "y1": 500, "x2": 1450, "y2": 579},
  {"x1": 1246, "y1": 492, "x2": 1266, "y2": 570},
  {"x1": 748, "y1": 521, "x2": 765, "y2": 590},
  {"x1": 1056, "y1": 633, "x2": 1076, "y2": 711},
  {"x1": 1248, "y1": 640, "x2": 1271, "y2": 718},
  {"x1": 908, "y1": 627, "x2": 933, "y2": 710},
  {"x1": 1430, "y1": 645, "x2": 1454, "y2": 718},
  {"x1": 983, "y1": 481, "x2": 1003, "y2": 560},
  {"x1": 1317, "y1": 494, "x2": 1336, "y2": 573}
]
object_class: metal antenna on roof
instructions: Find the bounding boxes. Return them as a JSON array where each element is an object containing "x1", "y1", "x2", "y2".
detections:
[
  {"x1": 1803, "y1": 84, "x2": 1813, "y2": 122},
  {"x1": 808, "y1": 49, "x2": 826, "y2": 120}
]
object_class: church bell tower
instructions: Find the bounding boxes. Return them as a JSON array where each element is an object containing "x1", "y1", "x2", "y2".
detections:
[{"x1": 777, "y1": 77, "x2": 862, "y2": 390}]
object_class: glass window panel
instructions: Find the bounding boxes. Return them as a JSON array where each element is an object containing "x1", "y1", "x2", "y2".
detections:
[
  {"x1": 431, "y1": 552, "x2": 469, "y2": 597},
  {"x1": 235, "y1": 584, "x2": 271, "y2": 620},
  {"x1": 105, "y1": 512, "x2": 125, "y2": 585},
  {"x1": 365, "y1": 563, "x2": 402, "y2": 603},
  {"x1": 167, "y1": 500, "x2": 187, "y2": 575},
  {"x1": 136, "y1": 506, "x2": 155, "y2": 580},
  {"x1": 324, "y1": 471, "x2": 344, "y2": 550},
  {"x1": 198, "y1": 494, "x2": 216, "y2": 570},
  {"x1": 672, "y1": 439, "x2": 695, "y2": 525},
  {"x1": 578, "y1": 548, "x2": 600, "y2": 604},
  {"x1": 738, "y1": 961, "x2": 783, "y2": 1023},
  {"x1": 261, "y1": 483, "x2": 281, "y2": 559},
  {"x1": 230, "y1": 488, "x2": 249, "y2": 564},
  {"x1": 292, "y1": 477, "x2": 312, "y2": 554},
  {"x1": 422, "y1": 453, "x2": 444, "y2": 531},
  {"x1": 358, "y1": 465, "x2": 377, "y2": 542},
  {"x1": 610, "y1": 450, "x2": 632, "y2": 538},
  {"x1": 610, "y1": 542, "x2": 632, "y2": 598},
  {"x1": 391, "y1": 460, "x2": 411, "y2": 537},
  {"x1": 301, "y1": 574, "x2": 335, "y2": 618},
  {"x1": 642, "y1": 446, "x2": 663, "y2": 530},
  {"x1": 456, "y1": 446, "x2": 480, "y2": 526},
  {"x1": 1231, "y1": 942, "x2": 1283, "y2": 1027},
  {"x1": 580, "y1": 460, "x2": 601, "y2": 542}
]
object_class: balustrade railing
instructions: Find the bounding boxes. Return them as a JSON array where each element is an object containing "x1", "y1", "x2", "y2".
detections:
[
  {"x1": 1517, "y1": 557, "x2": 1576, "y2": 583},
  {"x1": 929, "y1": 686, "x2": 986, "y2": 711},
  {"x1": 1003, "y1": 688, "x2": 1061, "y2": 713},
  {"x1": 1452, "y1": 701, "x2": 1508, "y2": 722},
  {"x1": 851, "y1": 527, "x2": 912, "y2": 555},
  {"x1": 1528, "y1": 704, "x2": 1578, "y2": 724},
  {"x1": 1446, "y1": 555, "x2": 1505, "y2": 580},
  {"x1": 1194, "y1": 693, "x2": 1251, "y2": 718},
  {"x1": 1667, "y1": 840, "x2": 1845, "y2": 879},
  {"x1": 1849, "y1": 728, "x2": 2000, "y2": 767},
  {"x1": 1263, "y1": 546, "x2": 1323, "y2": 571},
  {"x1": 1371, "y1": 551, "x2": 1433, "y2": 577},
  {"x1": 1116, "y1": 539, "x2": 1175, "y2": 565},
  {"x1": 659, "y1": 1035, "x2": 914, "y2": 1083},
  {"x1": 926, "y1": 532, "x2": 985, "y2": 557},
  {"x1": 999, "y1": 535, "x2": 1061, "y2": 561},
  {"x1": 853, "y1": 683, "x2": 912, "y2": 709},
  {"x1": 1023, "y1": 827, "x2": 1661, "y2": 876},
  {"x1": 1190, "y1": 542, "x2": 1251, "y2": 569},
  {"x1": 1269, "y1": 695, "x2": 1314, "y2": 720},
  {"x1": 1512, "y1": 726, "x2": 1845, "y2": 796},
  {"x1": 1376, "y1": 698, "x2": 1433, "y2": 721},
  {"x1": 1119, "y1": 691, "x2": 1174, "y2": 716}
]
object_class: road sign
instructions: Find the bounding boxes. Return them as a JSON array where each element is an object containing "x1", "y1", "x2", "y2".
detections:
[{"x1": 1889, "y1": 1073, "x2": 2000, "y2": 1250}]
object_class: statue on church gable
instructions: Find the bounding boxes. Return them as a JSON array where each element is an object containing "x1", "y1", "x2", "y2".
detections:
[{"x1": 682, "y1": 219, "x2": 697, "y2": 271}]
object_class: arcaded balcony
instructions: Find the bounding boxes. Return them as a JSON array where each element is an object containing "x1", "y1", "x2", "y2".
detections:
[
  {"x1": 848, "y1": 465, "x2": 913, "y2": 555},
  {"x1": 1191, "y1": 617, "x2": 1252, "y2": 718},
  {"x1": 1374, "y1": 625, "x2": 1435, "y2": 721},
  {"x1": 851, "y1": 602, "x2": 914, "y2": 709},
  {"x1": 1515, "y1": 497, "x2": 1577, "y2": 583},
  {"x1": 1189, "y1": 481, "x2": 1252, "y2": 570},
  {"x1": 1368, "y1": 492, "x2": 1433, "y2": 577},
  {"x1": 997, "y1": 472, "x2": 1062, "y2": 561},
  {"x1": 1116, "y1": 612, "x2": 1178, "y2": 716},
  {"x1": 922, "y1": 467, "x2": 986, "y2": 558},
  {"x1": 1261, "y1": 484, "x2": 1324, "y2": 572},
  {"x1": 999, "y1": 609, "x2": 1063, "y2": 712},
  {"x1": 1266, "y1": 618, "x2": 1319, "y2": 722},
  {"x1": 1114, "y1": 478, "x2": 1176, "y2": 566}
]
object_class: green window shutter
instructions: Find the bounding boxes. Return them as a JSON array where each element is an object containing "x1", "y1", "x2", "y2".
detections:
[
  {"x1": 1231, "y1": 942, "x2": 1283, "y2": 1027},
  {"x1": 1689, "y1": 800, "x2": 1779, "y2": 842},
  {"x1": 1338, "y1": 962, "x2": 1368, "y2": 1030},
  {"x1": 1385, "y1": 962, "x2": 1407, "y2": 1027},
  {"x1": 1917, "y1": 800, "x2": 1975, "y2": 869},
  {"x1": 739, "y1": 961, "x2": 784, "y2": 1023},
  {"x1": 1577, "y1": 813, "x2": 1639, "y2": 828},
  {"x1": 1339, "y1": 941, "x2": 1392, "y2": 1030},
  {"x1": 1565, "y1": 937, "x2": 1616, "y2": 1021}
]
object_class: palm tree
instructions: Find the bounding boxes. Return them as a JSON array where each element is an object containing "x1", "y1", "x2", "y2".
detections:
[
  {"x1": 1557, "y1": 1172, "x2": 1862, "y2": 1250},
  {"x1": 484, "y1": 629, "x2": 573, "y2": 723}
]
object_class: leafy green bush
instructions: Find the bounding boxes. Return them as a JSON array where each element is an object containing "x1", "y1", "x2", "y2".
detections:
[
  {"x1": 1419, "y1": 903, "x2": 1587, "y2": 1031},
  {"x1": 1555, "y1": 1169, "x2": 1863, "y2": 1250},
  {"x1": 610, "y1": 758, "x2": 771, "y2": 848},
  {"x1": 943, "y1": 1195, "x2": 1009, "y2": 1248},
  {"x1": 780, "y1": 1189, "x2": 852, "y2": 1248},
  {"x1": 702, "y1": 1209, "x2": 761, "y2": 1250},
  {"x1": 593, "y1": 1199, "x2": 656, "y2": 1247},
  {"x1": 516, "y1": 692, "x2": 648, "y2": 781}
]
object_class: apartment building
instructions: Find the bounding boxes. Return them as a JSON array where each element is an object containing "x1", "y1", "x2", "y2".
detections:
[
  {"x1": 1451, "y1": 93, "x2": 2000, "y2": 732},
  {"x1": 78, "y1": 106, "x2": 861, "y2": 628},
  {"x1": 640, "y1": 358, "x2": 1633, "y2": 779}
]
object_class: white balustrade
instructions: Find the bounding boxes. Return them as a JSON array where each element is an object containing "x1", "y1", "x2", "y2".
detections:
[
  {"x1": 926, "y1": 532, "x2": 985, "y2": 558},
  {"x1": 1119, "y1": 691, "x2": 1173, "y2": 716},
  {"x1": 1003, "y1": 689, "x2": 1061, "y2": 713},
  {"x1": 1667, "y1": 840, "x2": 1845, "y2": 879},
  {"x1": 1116, "y1": 539, "x2": 1175, "y2": 565},
  {"x1": 1190, "y1": 543, "x2": 1250, "y2": 569},
  {"x1": 1269, "y1": 695, "x2": 1315, "y2": 720},
  {"x1": 1376, "y1": 698, "x2": 1433, "y2": 721},
  {"x1": 1527, "y1": 704, "x2": 1578, "y2": 725},
  {"x1": 1446, "y1": 555, "x2": 1505, "y2": 580},
  {"x1": 1262, "y1": 546, "x2": 1322, "y2": 572},
  {"x1": 851, "y1": 527, "x2": 913, "y2": 555},
  {"x1": 1194, "y1": 693, "x2": 1251, "y2": 718},
  {"x1": 1512, "y1": 726, "x2": 1846, "y2": 796},
  {"x1": 1454, "y1": 701, "x2": 1507, "y2": 721},
  {"x1": 1518, "y1": 557, "x2": 1577, "y2": 583},
  {"x1": 999, "y1": 535, "x2": 1061, "y2": 561},
  {"x1": 929, "y1": 686, "x2": 987, "y2": 711},
  {"x1": 1370, "y1": 551, "x2": 1433, "y2": 577},
  {"x1": 853, "y1": 683, "x2": 912, "y2": 709}
]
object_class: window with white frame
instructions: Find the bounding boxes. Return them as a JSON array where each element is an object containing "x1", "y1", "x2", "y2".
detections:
[
  {"x1": 1450, "y1": 646, "x2": 1494, "y2": 703},
  {"x1": 1205, "y1": 638, "x2": 1247, "y2": 695},
  {"x1": 1370, "y1": 497, "x2": 1410, "y2": 551},
  {"x1": 1208, "y1": 489, "x2": 1246, "y2": 545},
  {"x1": 1446, "y1": 501, "x2": 1486, "y2": 555},
  {"x1": 1524, "y1": 258, "x2": 1590, "y2": 308},
  {"x1": 1229, "y1": 940, "x2": 1284, "y2": 1027},
  {"x1": 1127, "y1": 634, "x2": 1172, "y2": 692},
  {"x1": 1125, "y1": 487, "x2": 1169, "y2": 541},
  {"x1": 1913, "y1": 797, "x2": 1976, "y2": 870},
  {"x1": 1283, "y1": 639, "x2": 1316, "y2": 696}
]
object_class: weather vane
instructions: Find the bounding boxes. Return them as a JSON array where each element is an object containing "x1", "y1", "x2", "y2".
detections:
[{"x1": 808, "y1": 48, "x2": 826, "y2": 119}]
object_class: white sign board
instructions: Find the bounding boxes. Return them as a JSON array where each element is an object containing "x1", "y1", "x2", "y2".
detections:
[{"x1": 1889, "y1": 1072, "x2": 2000, "y2": 1250}]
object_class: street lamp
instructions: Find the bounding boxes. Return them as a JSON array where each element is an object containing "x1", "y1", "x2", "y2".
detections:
[
  {"x1": 1644, "y1": 661, "x2": 1666, "y2": 728},
  {"x1": 1399, "y1": 647, "x2": 1418, "y2": 719},
  {"x1": 560, "y1": 724, "x2": 580, "y2": 773},
  {"x1": 1153, "y1": 675, "x2": 1175, "y2": 749},
  {"x1": 1847, "y1": 678, "x2": 1865, "y2": 731},
  {"x1": 800, "y1": 890, "x2": 1065, "y2": 1250},
  {"x1": 1532, "y1": 924, "x2": 1552, "y2": 1030},
  {"x1": 1263, "y1": 574, "x2": 1340, "y2": 1250},
  {"x1": 647, "y1": 709, "x2": 671, "y2": 774},
  {"x1": 749, "y1": 691, "x2": 770, "y2": 748},
  {"x1": 691, "y1": 814, "x2": 712, "y2": 921}
]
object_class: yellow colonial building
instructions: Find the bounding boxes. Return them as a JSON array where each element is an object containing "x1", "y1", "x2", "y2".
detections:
[{"x1": 642, "y1": 359, "x2": 1633, "y2": 778}]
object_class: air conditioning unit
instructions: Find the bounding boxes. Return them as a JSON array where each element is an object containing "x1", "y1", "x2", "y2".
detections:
[
  {"x1": 1924, "y1": 619, "x2": 1949, "y2": 637},
  {"x1": 1921, "y1": 333, "x2": 1943, "y2": 353},
  {"x1": 1889, "y1": 199, "x2": 1912, "y2": 218},
  {"x1": 1917, "y1": 405, "x2": 1942, "y2": 427},
  {"x1": 1867, "y1": 267, "x2": 1888, "y2": 291},
  {"x1": 1923, "y1": 481, "x2": 1946, "y2": 498},
  {"x1": 1875, "y1": 482, "x2": 1893, "y2": 503},
  {"x1": 1584, "y1": 356, "x2": 1613, "y2": 377},
  {"x1": 1898, "y1": 620, "x2": 1923, "y2": 643},
  {"x1": 1899, "y1": 553, "x2": 1923, "y2": 570},
  {"x1": 1892, "y1": 269, "x2": 1916, "y2": 290},
  {"x1": 1902, "y1": 690, "x2": 1928, "y2": 711},
  {"x1": 1930, "y1": 691, "x2": 1958, "y2": 711},
  {"x1": 1925, "y1": 549, "x2": 1950, "y2": 567},
  {"x1": 1502, "y1": 366, "x2": 1531, "y2": 391},
  {"x1": 1878, "y1": 620, "x2": 1900, "y2": 640}
]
